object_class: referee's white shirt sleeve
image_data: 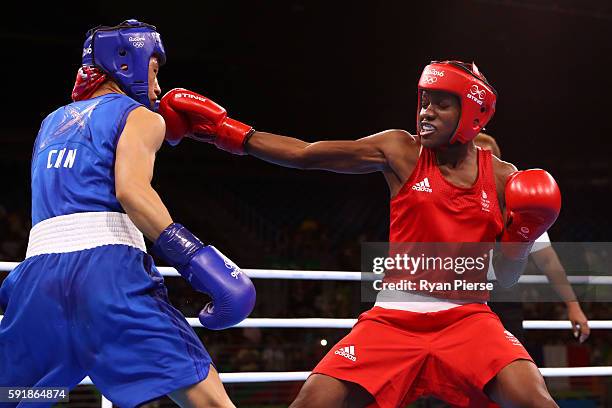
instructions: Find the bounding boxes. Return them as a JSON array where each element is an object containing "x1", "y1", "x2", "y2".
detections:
[{"x1": 486, "y1": 231, "x2": 552, "y2": 280}]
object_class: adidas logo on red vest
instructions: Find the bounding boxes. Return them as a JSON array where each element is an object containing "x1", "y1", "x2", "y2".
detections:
[{"x1": 412, "y1": 177, "x2": 432, "y2": 193}]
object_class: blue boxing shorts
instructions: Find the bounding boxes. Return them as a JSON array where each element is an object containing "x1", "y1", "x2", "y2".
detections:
[{"x1": 0, "y1": 228, "x2": 212, "y2": 407}]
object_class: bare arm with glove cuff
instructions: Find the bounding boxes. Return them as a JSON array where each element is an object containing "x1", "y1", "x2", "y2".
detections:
[{"x1": 157, "y1": 88, "x2": 412, "y2": 175}]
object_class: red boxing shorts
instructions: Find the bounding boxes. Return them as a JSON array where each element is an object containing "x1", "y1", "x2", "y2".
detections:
[{"x1": 312, "y1": 303, "x2": 533, "y2": 408}]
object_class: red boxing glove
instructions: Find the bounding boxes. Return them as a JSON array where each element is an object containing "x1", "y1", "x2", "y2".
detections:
[
  {"x1": 501, "y1": 169, "x2": 561, "y2": 260},
  {"x1": 157, "y1": 93, "x2": 189, "y2": 146},
  {"x1": 158, "y1": 88, "x2": 253, "y2": 154}
]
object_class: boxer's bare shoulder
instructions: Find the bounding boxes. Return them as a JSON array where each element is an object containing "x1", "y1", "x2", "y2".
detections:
[
  {"x1": 121, "y1": 107, "x2": 166, "y2": 147},
  {"x1": 373, "y1": 129, "x2": 420, "y2": 194},
  {"x1": 372, "y1": 129, "x2": 419, "y2": 156},
  {"x1": 491, "y1": 154, "x2": 518, "y2": 209},
  {"x1": 127, "y1": 106, "x2": 165, "y2": 129}
]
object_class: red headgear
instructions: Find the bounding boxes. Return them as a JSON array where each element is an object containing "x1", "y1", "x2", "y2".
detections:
[{"x1": 417, "y1": 60, "x2": 497, "y2": 144}]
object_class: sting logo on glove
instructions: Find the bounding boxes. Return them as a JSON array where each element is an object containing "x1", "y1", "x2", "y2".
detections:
[{"x1": 158, "y1": 88, "x2": 254, "y2": 154}]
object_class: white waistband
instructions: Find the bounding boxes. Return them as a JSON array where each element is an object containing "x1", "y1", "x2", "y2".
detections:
[
  {"x1": 26, "y1": 212, "x2": 146, "y2": 258},
  {"x1": 374, "y1": 290, "x2": 483, "y2": 313}
]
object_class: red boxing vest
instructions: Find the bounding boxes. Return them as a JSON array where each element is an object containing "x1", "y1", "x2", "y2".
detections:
[{"x1": 387, "y1": 147, "x2": 503, "y2": 300}]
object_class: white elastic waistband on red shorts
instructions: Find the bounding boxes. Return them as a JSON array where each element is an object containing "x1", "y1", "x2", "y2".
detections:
[
  {"x1": 26, "y1": 212, "x2": 146, "y2": 258},
  {"x1": 374, "y1": 289, "x2": 484, "y2": 313}
]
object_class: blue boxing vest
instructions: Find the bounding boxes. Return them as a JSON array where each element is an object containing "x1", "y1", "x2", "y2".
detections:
[{"x1": 31, "y1": 94, "x2": 142, "y2": 226}]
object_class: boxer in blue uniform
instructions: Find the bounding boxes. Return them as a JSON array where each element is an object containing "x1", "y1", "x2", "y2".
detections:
[{"x1": 0, "y1": 20, "x2": 255, "y2": 408}]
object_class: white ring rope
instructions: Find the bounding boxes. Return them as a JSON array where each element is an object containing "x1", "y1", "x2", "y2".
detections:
[
  {"x1": 85, "y1": 366, "x2": 612, "y2": 404},
  {"x1": 1, "y1": 315, "x2": 611, "y2": 329},
  {"x1": 1, "y1": 261, "x2": 611, "y2": 284},
  {"x1": 522, "y1": 320, "x2": 612, "y2": 329},
  {"x1": 189, "y1": 318, "x2": 612, "y2": 330},
  {"x1": 77, "y1": 366, "x2": 612, "y2": 387},
  {"x1": 200, "y1": 318, "x2": 357, "y2": 328}
]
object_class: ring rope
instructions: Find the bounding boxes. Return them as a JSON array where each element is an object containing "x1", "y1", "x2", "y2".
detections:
[
  {"x1": 77, "y1": 366, "x2": 612, "y2": 386},
  {"x1": 1, "y1": 262, "x2": 611, "y2": 284},
  {"x1": 0, "y1": 315, "x2": 610, "y2": 329}
]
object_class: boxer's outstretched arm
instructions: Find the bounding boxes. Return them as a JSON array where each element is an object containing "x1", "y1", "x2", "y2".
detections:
[
  {"x1": 157, "y1": 89, "x2": 417, "y2": 174},
  {"x1": 115, "y1": 107, "x2": 173, "y2": 241},
  {"x1": 246, "y1": 129, "x2": 408, "y2": 174}
]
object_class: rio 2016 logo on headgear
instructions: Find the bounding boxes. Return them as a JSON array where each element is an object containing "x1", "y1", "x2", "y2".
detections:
[
  {"x1": 420, "y1": 68, "x2": 445, "y2": 88},
  {"x1": 424, "y1": 67, "x2": 445, "y2": 77},
  {"x1": 129, "y1": 36, "x2": 146, "y2": 48},
  {"x1": 82, "y1": 46, "x2": 92, "y2": 57},
  {"x1": 466, "y1": 84, "x2": 486, "y2": 106}
]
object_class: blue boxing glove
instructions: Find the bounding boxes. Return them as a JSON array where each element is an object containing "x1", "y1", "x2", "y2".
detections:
[{"x1": 152, "y1": 223, "x2": 256, "y2": 330}]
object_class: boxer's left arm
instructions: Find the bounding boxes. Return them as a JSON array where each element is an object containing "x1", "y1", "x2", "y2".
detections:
[
  {"x1": 246, "y1": 130, "x2": 408, "y2": 174},
  {"x1": 115, "y1": 107, "x2": 172, "y2": 241},
  {"x1": 491, "y1": 160, "x2": 525, "y2": 287},
  {"x1": 116, "y1": 107, "x2": 255, "y2": 329}
]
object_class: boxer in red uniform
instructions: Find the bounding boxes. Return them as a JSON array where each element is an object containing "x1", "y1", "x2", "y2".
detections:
[{"x1": 158, "y1": 61, "x2": 561, "y2": 407}]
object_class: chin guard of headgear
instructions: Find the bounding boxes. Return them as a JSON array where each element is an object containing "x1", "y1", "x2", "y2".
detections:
[
  {"x1": 80, "y1": 19, "x2": 166, "y2": 109},
  {"x1": 417, "y1": 60, "x2": 497, "y2": 144}
]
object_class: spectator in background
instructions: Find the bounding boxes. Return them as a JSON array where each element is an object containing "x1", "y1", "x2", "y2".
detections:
[
  {"x1": 230, "y1": 328, "x2": 263, "y2": 372},
  {"x1": 262, "y1": 335, "x2": 287, "y2": 371},
  {"x1": 0, "y1": 208, "x2": 29, "y2": 261},
  {"x1": 0, "y1": 205, "x2": 7, "y2": 260},
  {"x1": 475, "y1": 133, "x2": 590, "y2": 344}
]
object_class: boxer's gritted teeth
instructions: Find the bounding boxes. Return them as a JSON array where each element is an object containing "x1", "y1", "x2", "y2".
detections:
[{"x1": 420, "y1": 123, "x2": 436, "y2": 131}]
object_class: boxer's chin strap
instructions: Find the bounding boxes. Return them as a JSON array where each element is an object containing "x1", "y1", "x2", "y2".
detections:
[{"x1": 71, "y1": 66, "x2": 108, "y2": 102}]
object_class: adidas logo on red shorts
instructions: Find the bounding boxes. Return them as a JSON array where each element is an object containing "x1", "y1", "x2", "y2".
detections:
[{"x1": 334, "y1": 345, "x2": 357, "y2": 361}]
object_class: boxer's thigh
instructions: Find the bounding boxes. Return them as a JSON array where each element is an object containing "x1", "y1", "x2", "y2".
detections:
[
  {"x1": 0, "y1": 256, "x2": 85, "y2": 404},
  {"x1": 307, "y1": 310, "x2": 429, "y2": 408},
  {"x1": 433, "y1": 308, "x2": 534, "y2": 405},
  {"x1": 169, "y1": 365, "x2": 235, "y2": 408},
  {"x1": 485, "y1": 360, "x2": 557, "y2": 408},
  {"x1": 71, "y1": 246, "x2": 214, "y2": 407},
  {"x1": 290, "y1": 374, "x2": 374, "y2": 408}
]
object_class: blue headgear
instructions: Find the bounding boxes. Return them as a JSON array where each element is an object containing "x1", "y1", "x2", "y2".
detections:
[{"x1": 81, "y1": 19, "x2": 166, "y2": 108}]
